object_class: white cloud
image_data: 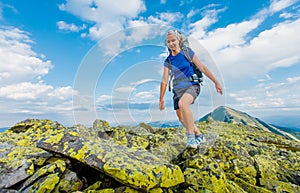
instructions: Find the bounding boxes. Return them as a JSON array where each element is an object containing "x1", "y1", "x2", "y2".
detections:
[
  {"x1": 115, "y1": 86, "x2": 136, "y2": 93},
  {"x1": 130, "y1": 79, "x2": 155, "y2": 85},
  {"x1": 187, "y1": 9, "x2": 198, "y2": 19},
  {"x1": 58, "y1": 1, "x2": 179, "y2": 54},
  {"x1": 153, "y1": 12, "x2": 183, "y2": 24},
  {"x1": 198, "y1": 19, "x2": 262, "y2": 52},
  {"x1": 189, "y1": 7, "x2": 226, "y2": 38},
  {"x1": 0, "y1": 81, "x2": 76, "y2": 127},
  {"x1": 130, "y1": 90, "x2": 157, "y2": 102},
  {"x1": 228, "y1": 75, "x2": 300, "y2": 112},
  {"x1": 280, "y1": 12, "x2": 294, "y2": 18},
  {"x1": 0, "y1": 27, "x2": 53, "y2": 85},
  {"x1": 269, "y1": 0, "x2": 298, "y2": 13},
  {"x1": 59, "y1": 0, "x2": 146, "y2": 39},
  {"x1": 0, "y1": 26, "x2": 78, "y2": 127},
  {"x1": 287, "y1": 76, "x2": 300, "y2": 83},
  {"x1": 57, "y1": 21, "x2": 86, "y2": 32},
  {"x1": 96, "y1": 94, "x2": 112, "y2": 103},
  {"x1": 0, "y1": 82, "x2": 51, "y2": 100},
  {"x1": 0, "y1": 81, "x2": 74, "y2": 101},
  {"x1": 211, "y1": 18, "x2": 300, "y2": 79},
  {"x1": 186, "y1": 0, "x2": 300, "y2": 80}
]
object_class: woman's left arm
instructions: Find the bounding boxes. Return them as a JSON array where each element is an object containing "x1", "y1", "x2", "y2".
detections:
[{"x1": 192, "y1": 54, "x2": 223, "y2": 95}]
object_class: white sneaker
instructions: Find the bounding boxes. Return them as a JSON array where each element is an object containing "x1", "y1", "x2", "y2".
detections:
[
  {"x1": 186, "y1": 138, "x2": 197, "y2": 149},
  {"x1": 195, "y1": 134, "x2": 206, "y2": 145}
]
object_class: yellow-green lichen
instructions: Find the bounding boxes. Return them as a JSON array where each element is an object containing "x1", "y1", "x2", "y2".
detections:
[
  {"x1": 26, "y1": 173, "x2": 60, "y2": 193},
  {"x1": 87, "y1": 189, "x2": 114, "y2": 193},
  {"x1": 83, "y1": 181, "x2": 102, "y2": 192}
]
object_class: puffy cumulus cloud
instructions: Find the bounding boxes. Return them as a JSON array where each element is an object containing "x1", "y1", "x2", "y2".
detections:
[
  {"x1": 58, "y1": 1, "x2": 175, "y2": 57},
  {"x1": 0, "y1": 81, "x2": 74, "y2": 101},
  {"x1": 0, "y1": 27, "x2": 53, "y2": 86},
  {"x1": 212, "y1": 18, "x2": 300, "y2": 79},
  {"x1": 58, "y1": 1, "x2": 181, "y2": 54},
  {"x1": 198, "y1": 19, "x2": 262, "y2": 52},
  {"x1": 0, "y1": 26, "x2": 78, "y2": 126},
  {"x1": 59, "y1": 0, "x2": 146, "y2": 40},
  {"x1": 0, "y1": 82, "x2": 52, "y2": 100},
  {"x1": 0, "y1": 81, "x2": 76, "y2": 127},
  {"x1": 188, "y1": 0, "x2": 300, "y2": 80}
]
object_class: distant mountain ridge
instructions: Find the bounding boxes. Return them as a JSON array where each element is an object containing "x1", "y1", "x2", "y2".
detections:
[{"x1": 199, "y1": 106, "x2": 299, "y2": 142}]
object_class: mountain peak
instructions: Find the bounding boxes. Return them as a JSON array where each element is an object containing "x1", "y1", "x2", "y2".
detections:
[
  {"x1": 200, "y1": 106, "x2": 299, "y2": 142},
  {"x1": 200, "y1": 105, "x2": 256, "y2": 126}
]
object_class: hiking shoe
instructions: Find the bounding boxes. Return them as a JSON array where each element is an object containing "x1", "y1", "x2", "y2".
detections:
[
  {"x1": 186, "y1": 137, "x2": 197, "y2": 149},
  {"x1": 195, "y1": 134, "x2": 206, "y2": 145}
]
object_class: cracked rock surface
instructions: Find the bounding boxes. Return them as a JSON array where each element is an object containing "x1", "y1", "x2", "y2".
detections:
[{"x1": 0, "y1": 118, "x2": 299, "y2": 192}]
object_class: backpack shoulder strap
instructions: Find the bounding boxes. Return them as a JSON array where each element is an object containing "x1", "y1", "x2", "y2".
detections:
[
  {"x1": 182, "y1": 46, "x2": 203, "y2": 84},
  {"x1": 182, "y1": 46, "x2": 193, "y2": 64},
  {"x1": 166, "y1": 56, "x2": 172, "y2": 70},
  {"x1": 166, "y1": 56, "x2": 173, "y2": 92}
]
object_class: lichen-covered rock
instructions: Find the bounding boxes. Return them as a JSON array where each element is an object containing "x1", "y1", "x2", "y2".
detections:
[
  {"x1": 54, "y1": 168, "x2": 83, "y2": 192},
  {"x1": 0, "y1": 159, "x2": 34, "y2": 189},
  {"x1": 260, "y1": 178, "x2": 300, "y2": 193},
  {"x1": 93, "y1": 120, "x2": 187, "y2": 161},
  {"x1": 37, "y1": 128, "x2": 185, "y2": 191},
  {"x1": 18, "y1": 159, "x2": 66, "y2": 192},
  {"x1": 0, "y1": 144, "x2": 52, "y2": 188},
  {"x1": 0, "y1": 118, "x2": 299, "y2": 192},
  {"x1": 184, "y1": 157, "x2": 227, "y2": 192}
]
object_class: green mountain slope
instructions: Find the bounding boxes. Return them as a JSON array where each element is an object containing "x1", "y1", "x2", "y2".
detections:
[{"x1": 199, "y1": 106, "x2": 299, "y2": 142}]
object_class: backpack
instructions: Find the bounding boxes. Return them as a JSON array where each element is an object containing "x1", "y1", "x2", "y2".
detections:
[{"x1": 166, "y1": 30, "x2": 203, "y2": 91}]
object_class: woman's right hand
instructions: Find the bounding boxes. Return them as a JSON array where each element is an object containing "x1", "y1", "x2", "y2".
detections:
[{"x1": 159, "y1": 100, "x2": 165, "y2": 110}]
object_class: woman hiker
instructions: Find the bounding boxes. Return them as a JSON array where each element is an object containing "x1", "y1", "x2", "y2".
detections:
[{"x1": 159, "y1": 29, "x2": 223, "y2": 148}]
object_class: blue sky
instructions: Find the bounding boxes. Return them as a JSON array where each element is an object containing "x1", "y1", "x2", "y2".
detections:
[{"x1": 0, "y1": 0, "x2": 299, "y2": 128}]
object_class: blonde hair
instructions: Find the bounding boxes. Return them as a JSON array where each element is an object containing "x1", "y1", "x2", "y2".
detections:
[
  {"x1": 166, "y1": 29, "x2": 183, "y2": 45},
  {"x1": 165, "y1": 29, "x2": 183, "y2": 52}
]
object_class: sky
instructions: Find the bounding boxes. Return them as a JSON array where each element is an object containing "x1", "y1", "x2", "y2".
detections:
[{"x1": 0, "y1": 0, "x2": 299, "y2": 128}]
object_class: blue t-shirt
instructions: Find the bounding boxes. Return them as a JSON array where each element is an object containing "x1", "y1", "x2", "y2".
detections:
[{"x1": 164, "y1": 48, "x2": 197, "y2": 90}]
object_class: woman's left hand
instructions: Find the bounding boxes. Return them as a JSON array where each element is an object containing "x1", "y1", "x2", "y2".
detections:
[{"x1": 216, "y1": 83, "x2": 223, "y2": 95}]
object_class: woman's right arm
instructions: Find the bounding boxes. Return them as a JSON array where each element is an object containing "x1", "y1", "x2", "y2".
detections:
[{"x1": 159, "y1": 66, "x2": 169, "y2": 110}]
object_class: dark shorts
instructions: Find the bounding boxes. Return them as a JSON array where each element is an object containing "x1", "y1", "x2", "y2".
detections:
[{"x1": 173, "y1": 84, "x2": 200, "y2": 110}]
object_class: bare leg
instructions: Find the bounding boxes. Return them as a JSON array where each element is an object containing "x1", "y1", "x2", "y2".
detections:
[
  {"x1": 176, "y1": 109, "x2": 184, "y2": 125},
  {"x1": 176, "y1": 99, "x2": 201, "y2": 135},
  {"x1": 178, "y1": 93, "x2": 197, "y2": 133},
  {"x1": 176, "y1": 108, "x2": 201, "y2": 134}
]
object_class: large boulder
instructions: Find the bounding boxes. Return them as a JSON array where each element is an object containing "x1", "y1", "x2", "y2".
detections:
[{"x1": 37, "y1": 127, "x2": 185, "y2": 191}]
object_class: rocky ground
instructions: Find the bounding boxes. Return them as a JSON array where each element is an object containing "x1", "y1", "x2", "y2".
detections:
[{"x1": 0, "y1": 118, "x2": 299, "y2": 192}]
